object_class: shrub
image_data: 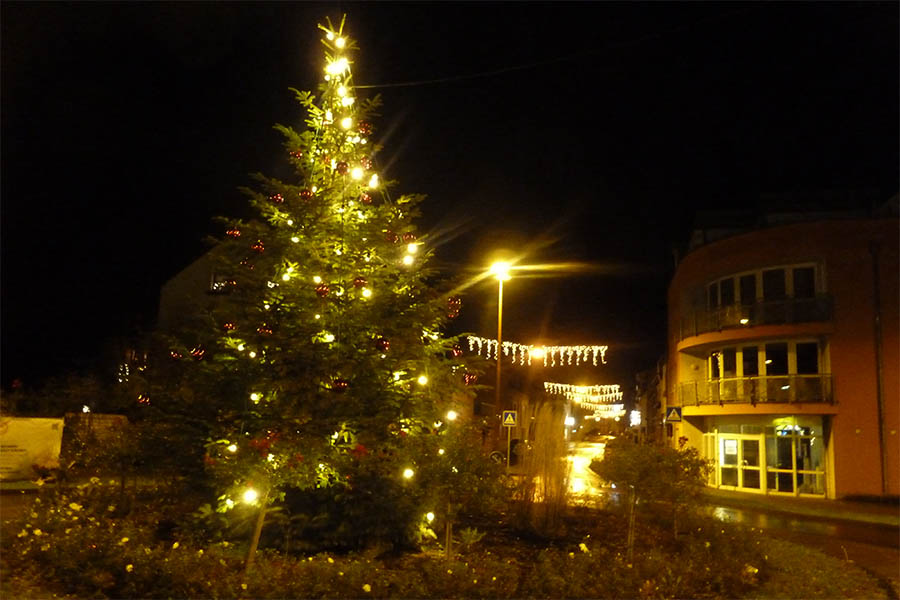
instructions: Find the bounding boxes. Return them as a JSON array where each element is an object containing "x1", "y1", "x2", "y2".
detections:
[{"x1": 592, "y1": 436, "x2": 709, "y2": 552}]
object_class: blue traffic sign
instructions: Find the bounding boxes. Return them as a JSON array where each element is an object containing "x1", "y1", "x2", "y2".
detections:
[
  {"x1": 502, "y1": 410, "x2": 517, "y2": 427},
  {"x1": 665, "y1": 407, "x2": 682, "y2": 422}
]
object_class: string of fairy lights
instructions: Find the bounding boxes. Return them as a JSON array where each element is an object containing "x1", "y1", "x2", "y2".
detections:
[
  {"x1": 543, "y1": 382, "x2": 624, "y2": 418},
  {"x1": 466, "y1": 336, "x2": 607, "y2": 366},
  {"x1": 467, "y1": 336, "x2": 623, "y2": 420}
]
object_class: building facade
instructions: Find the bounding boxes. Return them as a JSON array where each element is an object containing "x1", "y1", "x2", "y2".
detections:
[{"x1": 665, "y1": 208, "x2": 898, "y2": 499}]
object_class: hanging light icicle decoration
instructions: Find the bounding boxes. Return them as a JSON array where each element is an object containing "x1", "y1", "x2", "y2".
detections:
[{"x1": 466, "y1": 336, "x2": 608, "y2": 366}]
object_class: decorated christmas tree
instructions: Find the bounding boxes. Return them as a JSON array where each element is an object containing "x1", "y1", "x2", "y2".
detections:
[{"x1": 164, "y1": 16, "x2": 499, "y2": 552}]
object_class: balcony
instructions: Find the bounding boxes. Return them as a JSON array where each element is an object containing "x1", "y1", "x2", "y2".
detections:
[
  {"x1": 680, "y1": 295, "x2": 832, "y2": 340},
  {"x1": 679, "y1": 374, "x2": 834, "y2": 406}
]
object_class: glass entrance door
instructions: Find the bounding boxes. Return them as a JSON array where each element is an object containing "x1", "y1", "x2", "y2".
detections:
[{"x1": 718, "y1": 435, "x2": 763, "y2": 492}]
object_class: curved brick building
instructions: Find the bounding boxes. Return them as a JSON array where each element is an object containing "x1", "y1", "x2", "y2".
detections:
[{"x1": 665, "y1": 201, "x2": 898, "y2": 499}]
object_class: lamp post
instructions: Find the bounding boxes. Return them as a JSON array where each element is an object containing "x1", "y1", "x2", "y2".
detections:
[{"x1": 489, "y1": 261, "x2": 512, "y2": 470}]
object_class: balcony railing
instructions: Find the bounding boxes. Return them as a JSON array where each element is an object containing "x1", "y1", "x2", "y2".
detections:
[
  {"x1": 679, "y1": 374, "x2": 834, "y2": 406},
  {"x1": 680, "y1": 295, "x2": 832, "y2": 340}
]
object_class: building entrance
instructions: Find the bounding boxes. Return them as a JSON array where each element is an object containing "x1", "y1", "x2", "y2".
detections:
[
  {"x1": 717, "y1": 434, "x2": 763, "y2": 492},
  {"x1": 701, "y1": 416, "x2": 827, "y2": 497}
]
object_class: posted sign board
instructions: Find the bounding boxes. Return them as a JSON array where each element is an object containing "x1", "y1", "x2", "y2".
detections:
[
  {"x1": 502, "y1": 411, "x2": 517, "y2": 427},
  {"x1": 0, "y1": 417, "x2": 64, "y2": 480},
  {"x1": 665, "y1": 407, "x2": 682, "y2": 422}
]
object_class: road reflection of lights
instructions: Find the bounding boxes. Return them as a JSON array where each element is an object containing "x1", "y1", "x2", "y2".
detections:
[{"x1": 567, "y1": 442, "x2": 607, "y2": 499}]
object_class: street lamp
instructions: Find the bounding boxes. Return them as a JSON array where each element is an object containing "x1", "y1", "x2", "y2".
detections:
[
  {"x1": 489, "y1": 261, "x2": 512, "y2": 410},
  {"x1": 489, "y1": 261, "x2": 512, "y2": 470}
]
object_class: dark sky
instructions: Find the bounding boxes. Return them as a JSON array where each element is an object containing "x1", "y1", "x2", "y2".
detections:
[{"x1": 2, "y1": 2, "x2": 897, "y2": 390}]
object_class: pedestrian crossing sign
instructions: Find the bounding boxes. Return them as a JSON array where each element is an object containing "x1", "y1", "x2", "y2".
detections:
[
  {"x1": 666, "y1": 407, "x2": 682, "y2": 422},
  {"x1": 502, "y1": 410, "x2": 517, "y2": 427}
]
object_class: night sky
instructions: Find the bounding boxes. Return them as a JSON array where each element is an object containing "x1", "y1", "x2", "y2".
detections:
[{"x1": 2, "y1": 2, "x2": 897, "y2": 391}]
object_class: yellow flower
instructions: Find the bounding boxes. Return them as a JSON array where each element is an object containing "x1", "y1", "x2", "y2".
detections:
[
  {"x1": 33, "y1": 529, "x2": 43, "y2": 536},
  {"x1": 120, "y1": 537, "x2": 130, "y2": 544},
  {"x1": 362, "y1": 584, "x2": 371, "y2": 593},
  {"x1": 40, "y1": 544, "x2": 50, "y2": 551},
  {"x1": 125, "y1": 564, "x2": 133, "y2": 573},
  {"x1": 327, "y1": 557, "x2": 334, "y2": 563},
  {"x1": 69, "y1": 502, "x2": 82, "y2": 511},
  {"x1": 579, "y1": 542, "x2": 589, "y2": 553},
  {"x1": 172, "y1": 541, "x2": 180, "y2": 549},
  {"x1": 241, "y1": 584, "x2": 248, "y2": 590}
]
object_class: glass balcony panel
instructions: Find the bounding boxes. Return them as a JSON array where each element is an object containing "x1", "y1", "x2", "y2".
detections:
[
  {"x1": 679, "y1": 375, "x2": 832, "y2": 405},
  {"x1": 681, "y1": 295, "x2": 832, "y2": 339}
]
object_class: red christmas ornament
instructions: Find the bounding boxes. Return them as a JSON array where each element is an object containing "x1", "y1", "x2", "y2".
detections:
[
  {"x1": 385, "y1": 230, "x2": 398, "y2": 243},
  {"x1": 336, "y1": 161, "x2": 349, "y2": 175},
  {"x1": 289, "y1": 150, "x2": 303, "y2": 159},
  {"x1": 226, "y1": 228, "x2": 241, "y2": 238},
  {"x1": 269, "y1": 193, "x2": 284, "y2": 204},
  {"x1": 190, "y1": 346, "x2": 206, "y2": 360},
  {"x1": 299, "y1": 189, "x2": 314, "y2": 201},
  {"x1": 451, "y1": 344, "x2": 463, "y2": 357},
  {"x1": 169, "y1": 351, "x2": 183, "y2": 360},
  {"x1": 353, "y1": 277, "x2": 368, "y2": 288},
  {"x1": 257, "y1": 324, "x2": 273, "y2": 335},
  {"x1": 359, "y1": 192, "x2": 372, "y2": 205},
  {"x1": 358, "y1": 121, "x2": 372, "y2": 136},
  {"x1": 315, "y1": 283, "x2": 330, "y2": 297},
  {"x1": 360, "y1": 156, "x2": 373, "y2": 170},
  {"x1": 375, "y1": 337, "x2": 390, "y2": 352},
  {"x1": 223, "y1": 322, "x2": 236, "y2": 331},
  {"x1": 332, "y1": 378, "x2": 350, "y2": 392},
  {"x1": 448, "y1": 296, "x2": 462, "y2": 318},
  {"x1": 250, "y1": 240, "x2": 265, "y2": 253},
  {"x1": 402, "y1": 232, "x2": 417, "y2": 243},
  {"x1": 464, "y1": 372, "x2": 477, "y2": 385}
]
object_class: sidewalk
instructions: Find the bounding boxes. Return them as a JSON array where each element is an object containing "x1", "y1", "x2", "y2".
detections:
[{"x1": 703, "y1": 487, "x2": 900, "y2": 528}]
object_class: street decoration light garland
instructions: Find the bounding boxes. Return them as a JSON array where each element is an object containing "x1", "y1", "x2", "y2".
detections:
[
  {"x1": 544, "y1": 382, "x2": 624, "y2": 418},
  {"x1": 467, "y1": 336, "x2": 608, "y2": 366}
]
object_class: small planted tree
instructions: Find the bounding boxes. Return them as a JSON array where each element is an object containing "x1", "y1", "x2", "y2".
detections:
[{"x1": 592, "y1": 437, "x2": 709, "y2": 559}]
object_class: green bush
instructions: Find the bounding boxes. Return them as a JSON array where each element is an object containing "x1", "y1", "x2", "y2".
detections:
[{"x1": 2, "y1": 479, "x2": 886, "y2": 599}]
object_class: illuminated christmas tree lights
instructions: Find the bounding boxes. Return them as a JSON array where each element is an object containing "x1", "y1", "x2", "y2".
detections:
[{"x1": 160, "y1": 16, "x2": 498, "y2": 552}]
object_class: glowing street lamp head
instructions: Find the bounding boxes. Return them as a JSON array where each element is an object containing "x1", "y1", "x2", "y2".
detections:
[
  {"x1": 243, "y1": 488, "x2": 259, "y2": 503},
  {"x1": 489, "y1": 261, "x2": 512, "y2": 281}
]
